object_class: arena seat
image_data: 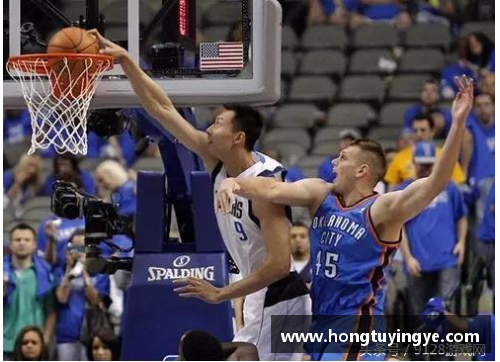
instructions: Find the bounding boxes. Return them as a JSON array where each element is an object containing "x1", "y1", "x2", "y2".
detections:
[
  {"x1": 349, "y1": 49, "x2": 396, "y2": 74},
  {"x1": 288, "y1": 76, "x2": 337, "y2": 103},
  {"x1": 311, "y1": 142, "x2": 338, "y2": 156},
  {"x1": 282, "y1": 25, "x2": 299, "y2": 49},
  {"x1": 299, "y1": 50, "x2": 347, "y2": 77},
  {"x1": 339, "y1": 75, "x2": 385, "y2": 103},
  {"x1": 460, "y1": 22, "x2": 495, "y2": 42},
  {"x1": 263, "y1": 128, "x2": 311, "y2": 150},
  {"x1": 274, "y1": 103, "x2": 320, "y2": 128},
  {"x1": 313, "y1": 127, "x2": 347, "y2": 145},
  {"x1": 399, "y1": 48, "x2": 445, "y2": 73},
  {"x1": 404, "y1": 23, "x2": 452, "y2": 49},
  {"x1": 327, "y1": 103, "x2": 375, "y2": 127},
  {"x1": 368, "y1": 126, "x2": 402, "y2": 140},
  {"x1": 282, "y1": 50, "x2": 298, "y2": 78},
  {"x1": 300, "y1": 25, "x2": 347, "y2": 50},
  {"x1": 388, "y1": 74, "x2": 431, "y2": 101},
  {"x1": 379, "y1": 102, "x2": 414, "y2": 126},
  {"x1": 352, "y1": 24, "x2": 399, "y2": 48}
]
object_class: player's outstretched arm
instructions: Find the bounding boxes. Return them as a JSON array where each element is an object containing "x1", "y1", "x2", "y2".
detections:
[
  {"x1": 372, "y1": 76, "x2": 474, "y2": 227},
  {"x1": 173, "y1": 201, "x2": 292, "y2": 303},
  {"x1": 89, "y1": 30, "x2": 218, "y2": 170},
  {"x1": 217, "y1": 177, "x2": 331, "y2": 215}
]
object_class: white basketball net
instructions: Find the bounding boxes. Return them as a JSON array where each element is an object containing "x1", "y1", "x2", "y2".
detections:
[{"x1": 7, "y1": 55, "x2": 113, "y2": 155}]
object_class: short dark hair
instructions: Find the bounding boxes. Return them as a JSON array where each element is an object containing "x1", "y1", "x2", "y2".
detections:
[
  {"x1": 412, "y1": 113, "x2": 435, "y2": 129},
  {"x1": 86, "y1": 329, "x2": 121, "y2": 361},
  {"x1": 223, "y1": 104, "x2": 263, "y2": 151},
  {"x1": 179, "y1": 330, "x2": 224, "y2": 361},
  {"x1": 13, "y1": 325, "x2": 48, "y2": 361},
  {"x1": 292, "y1": 221, "x2": 309, "y2": 229},
  {"x1": 476, "y1": 92, "x2": 494, "y2": 103},
  {"x1": 422, "y1": 78, "x2": 440, "y2": 90},
  {"x1": 9, "y1": 223, "x2": 36, "y2": 241},
  {"x1": 350, "y1": 139, "x2": 387, "y2": 184}
]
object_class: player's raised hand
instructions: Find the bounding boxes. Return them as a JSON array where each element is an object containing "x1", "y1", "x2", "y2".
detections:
[
  {"x1": 173, "y1": 277, "x2": 224, "y2": 304},
  {"x1": 88, "y1": 29, "x2": 127, "y2": 60},
  {"x1": 451, "y1": 75, "x2": 474, "y2": 124},
  {"x1": 216, "y1": 178, "x2": 239, "y2": 214}
]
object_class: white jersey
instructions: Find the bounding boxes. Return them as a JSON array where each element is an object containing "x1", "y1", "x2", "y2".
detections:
[
  {"x1": 213, "y1": 152, "x2": 312, "y2": 360},
  {"x1": 212, "y1": 152, "x2": 291, "y2": 278}
]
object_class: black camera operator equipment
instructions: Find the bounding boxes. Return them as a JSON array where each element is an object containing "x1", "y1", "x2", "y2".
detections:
[{"x1": 51, "y1": 181, "x2": 134, "y2": 275}]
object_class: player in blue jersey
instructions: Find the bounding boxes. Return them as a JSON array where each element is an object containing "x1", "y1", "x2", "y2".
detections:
[{"x1": 216, "y1": 75, "x2": 474, "y2": 361}]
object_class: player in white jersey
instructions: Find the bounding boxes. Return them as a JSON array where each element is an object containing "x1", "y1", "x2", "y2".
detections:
[{"x1": 91, "y1": 31, "x2": 311, "y2": 360}]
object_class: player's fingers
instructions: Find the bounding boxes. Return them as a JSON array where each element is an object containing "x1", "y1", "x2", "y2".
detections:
[
  {"x1": 173, "y1": 285, "x2": 196, "y2": 293},
  {"x1": 178, "y1": 292, "x2": 201, "y2": 299},
  {"x1": 172, "y1": 278, "x2": 190, "y2": 285},
  {"x1": 454, "y1": 76, "x2": 464, "y2": 93}
]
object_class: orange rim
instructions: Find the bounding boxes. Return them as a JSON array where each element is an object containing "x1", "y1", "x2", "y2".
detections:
[{"x1": 7, "y1": 53, "x2": 114, "y2": 75}]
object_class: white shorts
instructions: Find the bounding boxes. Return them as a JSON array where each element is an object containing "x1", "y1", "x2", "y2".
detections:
[{"x1": 233, "y1": 273, "x2": 312, "y2": 361}]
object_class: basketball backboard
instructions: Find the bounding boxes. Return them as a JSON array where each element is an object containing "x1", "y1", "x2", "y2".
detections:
[{"x1": 4, "y1": 0, "x2": 282, "y2": 108}]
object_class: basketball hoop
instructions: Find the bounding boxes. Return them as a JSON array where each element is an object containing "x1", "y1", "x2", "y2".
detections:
[{"x1": 6, "y1": 53, "x2": 114, "y2": 155}]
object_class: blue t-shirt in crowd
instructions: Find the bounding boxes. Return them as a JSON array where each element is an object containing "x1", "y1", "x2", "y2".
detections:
[
  {"x1": 404, "y1": 104, "x2": 452, "y2": 137},
  {"x1": 477, "y1": 182, "x2": 495, "y2": 242},
  {"x1": 285, "y1": 166, "x2": 305, "y2": 183},
  {"x1": 396, "y1": 180, "x2": 466, "y2": 271},
  {"x1": 37, "y1": 217, "x2": 86, "y2": 265},
  {"x1": 487, "y1": 49, "x2": 495, "y2": 72},
  {"x1": 466, "y1": 115, "x2": 495, "y2": 186},
  {"x1": 112, "y1": 179, "x2": 137, "y2": 216},
  {"x1": 467, "y1": 314, "x2": 495, "y2": 361},
  {"x1": 344, "y1": 0, "x2": 400, "y2": 19},
  {"x1": 440, "y1": 62, "x2": 476, "y2": 96},
  {"x1": 3, "y1": 171, "x2": 33, "y2": 204},
  {"x1": 40, "y1": 171, "x2": 96, "y2": 197},
  {"x1": 319, "y1": 0, "x2": 337, "y2": 16},
  {"x1": 4, "y1": 110, "x2": 32, "y2": 144},
  {"x1": 37, "y1": 217, "x2": 133, "y2": 265},
  {"x1": 54, "y1": 268, "x2": 110, "y2": 343},
  {"x1": 318, "y1": 156, "x2": 336, "y2": 183}
]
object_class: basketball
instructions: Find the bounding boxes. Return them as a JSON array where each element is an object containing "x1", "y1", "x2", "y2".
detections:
[{"x1": 47, "y1": 27, "x2": 99, "y2": 93}]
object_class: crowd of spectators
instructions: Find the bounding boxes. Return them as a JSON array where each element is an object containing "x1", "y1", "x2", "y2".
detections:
[{"x1": 3, "y1": 0, "x2": 494, "y2": 360}]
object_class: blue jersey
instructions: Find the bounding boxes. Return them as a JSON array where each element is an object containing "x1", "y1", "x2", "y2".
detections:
[
  {"x1": 466, "y1": 116, "x2": 495, "y2": 186},
  {"x1": 478, "y1": 182, "x2": 495, "y2": 242},
  {"x1": 397, "y1": 180, "x2": 466, "y2": 271},
  {"x1": 309, "y1": 193, "x2": 399, "y2": 316}
]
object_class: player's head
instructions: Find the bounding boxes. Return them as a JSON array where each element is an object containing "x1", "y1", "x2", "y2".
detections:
[
  {"x1": 413, "y1": 141, "x2": 436, "y2": 179},
  {"x1": 95, "y1": 159, "x2": 129, "y2": 193},
  {"x1": 206, "y1": 105, "x2": 263, "y2": 158},
  {"x1": 9, "y1": 223, "x2": 37, "y2": 260},
  {"x1": 474, "y1": 93, "x2": 494, "y2": 125},
  {"x1": 412, "y1": 114, "x2": 435, "y2": 142},
  {"x1": 420, "y1": 79, "x2": 440, "y2": 106},
  {"x1": 331, "y1": 139, "x2": 386, "y2": 193},
  {"x1": 177, "y1": 330, "x2": 224, "y2": 361},
  {"x1": 290, "y1": 222, "x2": 310, "y2": 258}
]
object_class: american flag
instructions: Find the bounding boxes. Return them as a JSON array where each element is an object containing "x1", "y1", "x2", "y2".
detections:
[{"x1": 200, "y1": 42, "x2": 244, "y2": 70}]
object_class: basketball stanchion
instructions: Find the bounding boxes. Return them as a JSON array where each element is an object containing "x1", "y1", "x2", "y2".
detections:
[{"x1": 6, "y1": 53, "x2": 113, "y2": 155}]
